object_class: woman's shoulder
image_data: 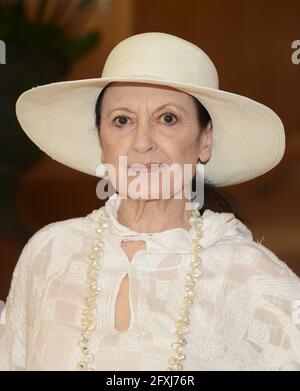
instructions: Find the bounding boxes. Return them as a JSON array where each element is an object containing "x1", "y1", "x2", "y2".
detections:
[
  {"x1": 210, "y1": 238, "x2": 300, "y2": 285},
  {"x1": 25, "y1": 208, "x2": 99, "y2": 248},
  {"x1": 200, "y1": 208, "x2": 297, "y2": 281},
  {"x1": 16, "y1": 209, "x2": 99, "y2": 276}
]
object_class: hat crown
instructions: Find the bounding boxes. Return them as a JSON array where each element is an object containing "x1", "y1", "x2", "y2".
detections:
[{"x1": 101, "y1": 32, "x2": 219, "y2": 89}]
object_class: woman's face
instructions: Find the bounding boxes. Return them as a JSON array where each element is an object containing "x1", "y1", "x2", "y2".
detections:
[{"x1": 99, "y1": 82, "x2": 212, "y2": 200}]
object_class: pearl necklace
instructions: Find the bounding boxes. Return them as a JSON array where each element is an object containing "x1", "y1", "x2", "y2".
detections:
[{"x1": 75, "y1": 205, "x2": 203, "y2": 371}]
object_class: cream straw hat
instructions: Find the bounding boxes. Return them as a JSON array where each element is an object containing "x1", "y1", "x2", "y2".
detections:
[{"x1": 15, "y1": 32, "x2": 285, "y2": 187}]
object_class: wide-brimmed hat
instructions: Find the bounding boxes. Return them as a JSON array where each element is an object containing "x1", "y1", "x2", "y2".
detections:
[{"x1": 15, "y1": 32, "x2": 285, "y2": 187}]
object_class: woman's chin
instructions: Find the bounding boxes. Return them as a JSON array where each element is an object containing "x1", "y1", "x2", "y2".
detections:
[
  {"x1": 126, "y1": 189, "x2": 165, "y2": 200},
  {"x1": 120, "y1": 187, "x2": 183, "y2": 201}
]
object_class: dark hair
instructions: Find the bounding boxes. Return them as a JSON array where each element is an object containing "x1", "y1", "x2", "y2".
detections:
[{"x1": 94, "y1": 83, "x2": 250, "y2": 226}]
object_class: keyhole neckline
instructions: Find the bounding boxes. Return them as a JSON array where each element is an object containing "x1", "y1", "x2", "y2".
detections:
[
  {"x1": 119, "y1": 238, "x2": 148, "y2": 266},
  {"x1": 113, "y1": 272, "x2": 134, "y2": 333}
]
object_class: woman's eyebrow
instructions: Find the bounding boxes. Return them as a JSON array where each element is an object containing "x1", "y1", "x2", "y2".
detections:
[
  {"x1": 106, "y1": 102, "x2": 187, "y2": 117},
  {"x1": 106, "y1": 107, "x2": 133, "y2": 117},
  {"x1": 154, "y1": 103, "x2": 187, "y2": 113}
]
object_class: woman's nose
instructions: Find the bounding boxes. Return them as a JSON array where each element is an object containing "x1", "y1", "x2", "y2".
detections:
[{"x1": 131, "y1": 119, "x2": 155, "y2": 153}]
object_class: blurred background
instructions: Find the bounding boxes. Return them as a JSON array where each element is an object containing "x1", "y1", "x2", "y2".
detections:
[{"x1": 0, "y1": 0, "x2": 299, "y2": 301}]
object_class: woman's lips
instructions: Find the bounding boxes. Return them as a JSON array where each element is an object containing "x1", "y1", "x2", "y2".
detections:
[{"x1": 128, "y1": 163, "x2": 165, "y2": 174}]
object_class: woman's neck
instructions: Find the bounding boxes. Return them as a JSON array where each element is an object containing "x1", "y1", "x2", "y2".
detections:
[{"x1": 116, "y1": 196, "x2": 193, "y2": 233}]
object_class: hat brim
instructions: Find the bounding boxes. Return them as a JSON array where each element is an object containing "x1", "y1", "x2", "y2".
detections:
[{"x1": 15, "y1": 76, "x2": 285, "y2": 187}]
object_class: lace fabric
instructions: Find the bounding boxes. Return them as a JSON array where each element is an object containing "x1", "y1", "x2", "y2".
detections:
[{"x1": 0, "y1": 192, "x2": 300, "y2": 370}]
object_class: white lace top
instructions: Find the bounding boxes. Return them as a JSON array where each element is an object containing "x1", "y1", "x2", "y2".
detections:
[{"x1": 1, "y1": 192, "x2": 300, "y2": 371}]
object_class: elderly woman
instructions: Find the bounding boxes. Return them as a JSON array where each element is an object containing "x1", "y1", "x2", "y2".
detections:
[{"x1": 1, "y1": 32, "x2": 300, "y2": 371}]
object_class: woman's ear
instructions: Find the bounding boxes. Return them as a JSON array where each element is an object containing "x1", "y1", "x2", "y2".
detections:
[{"x1": 198, "y1": 121, "x2": 213, "y2": 163}]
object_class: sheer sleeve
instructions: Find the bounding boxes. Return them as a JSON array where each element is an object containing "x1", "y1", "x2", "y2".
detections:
[
  {"x1": 0, "y1": 218, "x2": 83, "y2": 371},
  {"x1": 224, "y1": 241, "x2": 300, "y2": 370},
  {"x1": 0, "y1": 238, "x2": 33, "y2": 370},
  {"x1": 250, "y1": 248, "x2": 300, "y2": 370}
]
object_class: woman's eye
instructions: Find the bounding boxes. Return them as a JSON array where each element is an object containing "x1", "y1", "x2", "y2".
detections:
[
  {"x1": 113, "y1": 115, "x2": 129, "y2": 127},
  {"x1": 161, "y1": 112, "x2": 177, "y2": 125}
]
